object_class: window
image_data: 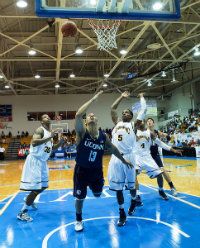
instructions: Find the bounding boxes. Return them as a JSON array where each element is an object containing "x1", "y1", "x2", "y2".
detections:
[
  {"x1": 67, "y1": 111, "x2": 76, "y2": 120},
  {"x1": 0, "y1": 105, "x2": 12, "y2": 122}
]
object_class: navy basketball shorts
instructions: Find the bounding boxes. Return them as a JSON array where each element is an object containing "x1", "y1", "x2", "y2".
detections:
[
  {"x1": 73, "y1": 164, "x2": 104, "y2": 199},
  {"x1": 151, "y1": 154, "x2": 164, "y2": 168}
]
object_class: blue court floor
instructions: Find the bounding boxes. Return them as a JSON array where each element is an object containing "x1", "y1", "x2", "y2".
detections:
[{"x1": 0, "y1": 185, "x2": 200, "y2": 248}]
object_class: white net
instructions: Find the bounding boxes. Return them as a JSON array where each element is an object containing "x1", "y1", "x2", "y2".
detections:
[{"x1": 89, "y1": 19, "x2": 120, "y2": 51}]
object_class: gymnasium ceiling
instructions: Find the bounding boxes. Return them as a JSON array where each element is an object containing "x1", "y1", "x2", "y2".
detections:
[{"x1": 0, "y1": 0, "x2": 200, "y2": 97}]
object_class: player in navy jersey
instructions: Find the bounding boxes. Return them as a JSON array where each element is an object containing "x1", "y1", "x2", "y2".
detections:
[
  {"x1": 74, "y1": 90, "x2": 133, "y2": 232},
  {"x1": 147, "y1": 118, "x2": 179, "y2": 197}
]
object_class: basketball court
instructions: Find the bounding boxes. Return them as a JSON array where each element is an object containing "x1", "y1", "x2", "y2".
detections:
[
  {"x1": 0, "y1": 156, "x2": 200, "y2": 247},
  {"x1": 0, "y1": 0, "x2": 200, "y2": 247}
]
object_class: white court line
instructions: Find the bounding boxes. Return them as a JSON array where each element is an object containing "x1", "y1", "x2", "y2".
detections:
[
  {"x1": 0, "y1": 194, "x2": 13, "y2": 203},
  {"x1": 0, "y1": 191, "x2": 19, "y2": 216},
  {"x1": 142, "y1": 184, "x2": 200, "y2": 210},
  {"x1": 42, "y1": 216, "x2": 190, "y2": 248}
]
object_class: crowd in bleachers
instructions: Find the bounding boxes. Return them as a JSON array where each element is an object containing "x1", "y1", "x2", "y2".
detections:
[{"x1": 160, "y1": 109, "x2": 200, "y2": 147}]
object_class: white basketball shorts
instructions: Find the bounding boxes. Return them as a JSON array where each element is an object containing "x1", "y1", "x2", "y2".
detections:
[
  {"x1": 135, "y1": 154, "x2": 162, "y2": 179},
  {"x1": 20, "y1": 154, "x2": 49, "y2": 190},
  {"x1": 108, "y1": 153, "x2": 136, "y2": 191}
]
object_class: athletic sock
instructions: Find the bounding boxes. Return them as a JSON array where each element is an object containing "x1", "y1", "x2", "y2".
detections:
[
  {"x1": 76, "y1": 213, "x2": 82, "y2": 222},
  {"x1": 168, "y1": 182, "x2": 175, "y2": 189},
  {"x1": 21, "y1": 203, "x2": 29, "y2": 212}
]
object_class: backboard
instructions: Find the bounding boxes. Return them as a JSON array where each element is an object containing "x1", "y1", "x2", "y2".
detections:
[{"x1": 35, "y1": 0, "x2": 181, "y2": 21}]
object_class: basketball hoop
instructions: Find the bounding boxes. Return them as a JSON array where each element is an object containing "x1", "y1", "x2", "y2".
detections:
[{"x1": 89, "y1": 19, "x2": 120, "y2": 51}]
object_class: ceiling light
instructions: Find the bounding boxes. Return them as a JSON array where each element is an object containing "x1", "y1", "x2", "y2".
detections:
[
  {"x1": 34, "y1": 74, "x2": 41, "y2": 79},
  {"x1": 147, "y1": 79, "x2": 152, "y2": 87},
  {"x1": 75, "y1": 48, "x2": 83, "y2": 54},
  {"x1": 194, "y1": 47, "x2": 200, "y2": 57},
  {"x1": 120, "y1": 49, "x2": 127, "y2": 55},
  {"x1": 70, "y1": 73, "x2": 75, "y2": 78},
  {"x1": 103, "y1": 83, "x2": 108, "y2": 87},
  {"x1": 55, "y1": 83, "x2": 60, "y2": 88},
  {"x1": 104, "y1": 74, "x2": 109, "y2": 78},
  {"x1": 147, "y1": 43, "x2": 161, "y2": 50},
  {"x1": 28, "y1": 49, "x2": 36, "y2": 56},
  {"x1": 161, "y1": 71, "x2": 166, "y2": 77},
  {"x1": 0, "y1": 75, "x2": 3, "y2": 79},
  {"x1": 4, "y1": 84, "x2": 10, "y2": 89},
  {"x1": 16, "y1": 0, "x2": 28, "y2": 8},
  {"x1": 152, "y1": 2, "x2": 163, "y2": 11},
  {"x1": 171, "y1": 69, "x2": 178, "y2": 83}
]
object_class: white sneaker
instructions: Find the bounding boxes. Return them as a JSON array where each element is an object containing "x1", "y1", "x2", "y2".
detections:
[
  {"x1": 17, "y1": 211, "x2": 33, "y2": 222},
  {"x1": 74, "y1": 221, "x2": 84, "y2": 232},
  {"x1": 171, "y1": 188, "x2": 178, "y2": 197}
]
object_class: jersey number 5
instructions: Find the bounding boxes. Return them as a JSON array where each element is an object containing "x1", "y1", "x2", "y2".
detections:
[
  {"x1": 118, "y1": 135, "x2": 123, "y2": 141},
  {"x1": 141, "y1": 143, "x2": 145, "y2": 149}
]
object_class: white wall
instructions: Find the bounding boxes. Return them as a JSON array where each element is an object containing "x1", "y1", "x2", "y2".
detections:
[
  {"x1": 157, "y1": 84, "x2": 193, "y2": 118},
  {"x1": 0, "y1": 94, "x2": 138, "y2": 135}
]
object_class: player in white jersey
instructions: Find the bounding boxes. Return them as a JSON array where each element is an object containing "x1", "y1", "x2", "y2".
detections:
[
  {"x1": 135, "y1": 124, "x2": 182, "y2": 200},
  {"x1": 17, "y1": 114, "x2": 66, "y2": 222},
  {"x1": 108, "y1": 91, "x2": 146, "y2": 226}
]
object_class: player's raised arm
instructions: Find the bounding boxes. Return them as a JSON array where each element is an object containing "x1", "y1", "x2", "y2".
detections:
[
  {"x1": 111, "y1": 91, "x2": 130, "y2": 125},
  {"x1": 75, "y1": 90, "x2": 103, "y2": 140},
  {"x1": 135, "y1": 93, "x2": 147, "y2": 129}
]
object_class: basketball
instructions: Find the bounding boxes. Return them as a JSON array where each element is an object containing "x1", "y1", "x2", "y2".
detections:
[{"x1": 61, "y1": 21, "x2": 77, "y2": 37}]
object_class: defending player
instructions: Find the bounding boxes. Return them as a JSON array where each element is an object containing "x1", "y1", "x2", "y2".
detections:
[
  {"x1": 74, "y1": 90, "x2": 133, "y2": 232},
  {"x1": 146, "y1": 117, "x2": 179, "y2": 196}
]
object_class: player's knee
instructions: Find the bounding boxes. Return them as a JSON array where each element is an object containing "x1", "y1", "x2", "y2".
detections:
[
  {"x1": 93, "y1": 192, "x2": 102, "y2": 198},
  {"x1": 75, "y1": 197, "x2": 85, "y2": 201}
]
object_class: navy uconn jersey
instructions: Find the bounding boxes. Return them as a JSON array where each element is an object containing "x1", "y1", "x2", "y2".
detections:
[
  {"x1": 150, "y1": 130, "x2": 159, "y2": 156},
  {"x1": 76, "y1": 130, "x2": 106, "y2": 168}
]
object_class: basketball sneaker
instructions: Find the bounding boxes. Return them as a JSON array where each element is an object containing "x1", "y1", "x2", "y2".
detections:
[
  {"x1": 128, "y1": 199, "x2": 137, "y2": 215},
  {"x1": 74, "y1": 221, "x2": 84, "y2": 232},
  {"x1": 171, "y1": 188, "x2": 178, "y2": 197},
  {"x1": 159, "y1": 190, "x2": 169, "y2": 200},
  {"x1": 117, "y1": 209, "x2": 126, "y2": 227},
  {"x1": 17, "y1": 210, "x2": 33, "y2": 222},
  {"x1": 136, "y1": 195, "x2": 143, "y2": 207}
]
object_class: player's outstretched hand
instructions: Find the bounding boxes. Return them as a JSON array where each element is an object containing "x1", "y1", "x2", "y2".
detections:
[
  {"x1": 122, "y1": 91, "x2": 130, "y2": 98},
  {"x1": 172, "y1": 148, "x2": 183, "y2": 156},
  {"x1": 137, "y1": 92, "x2": 145, "y2": 98}
]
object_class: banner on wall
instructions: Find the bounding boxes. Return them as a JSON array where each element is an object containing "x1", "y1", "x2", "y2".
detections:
[
  {"x1": 0, "y1": 105, "x2": 12, "y2": 122},
  {"x1": 132, "y1": 100, "x2": 157, "y2": 117}
]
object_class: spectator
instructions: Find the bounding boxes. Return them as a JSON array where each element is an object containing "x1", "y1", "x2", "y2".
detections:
[{"x1": 0, "y1": 146, "x2": 5, "y2": 160}]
